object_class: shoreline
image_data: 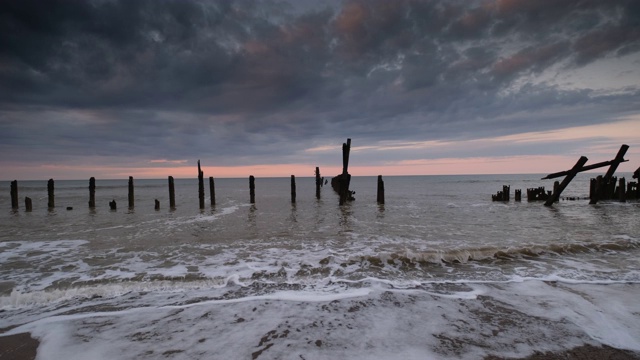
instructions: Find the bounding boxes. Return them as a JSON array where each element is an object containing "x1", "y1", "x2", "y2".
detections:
[{"x1": 1, "y1": 332, "x2": 639, "y2": 360}]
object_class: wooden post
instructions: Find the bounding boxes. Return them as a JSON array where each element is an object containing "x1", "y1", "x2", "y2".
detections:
[
  {"x1": 339, "y1": 138, "x2": 352, "y2": 205},
  {"x1": 209, "y1": 177, "x2": 216, "y2": 206},
  {"x1": 315, "y1": 167, "x2": 322, "y2": 199},
  {"x1": 89, "y1": 177, "x2": 96, "y2": 208},
  {"x1": 10, "y1": 180, "x2": 18, "y2": 209},
  {"x1": 515, "y1": 189, "x2": 522, "y2": 201},
  {"x1": 198, "y1": 160, "x2": 205, "y2": 210},
  {"x1": 291, "y1": 175, "x2": 296, "y2": 204},
  {"x1": 109, "y1": 199, "x2": 117, "y2": 210},
  {"x1": 553, "y1": 181, "x2": 560, "y2": 202},
  {"x1": 619, "y1": 177, "x2": 626, "y2": 202},
  {"x1": 154, "y1": 199, "x2": 160, "y2": 210},
  {"x1": 249, "y1": 176, "x2": 255, "y2": 204},
  {"x1": 128, "y1": 176, "x2": 134, "y2": 209},
  {"x1": 25, "y1": 197, "x2": 32, "y2": 212},
  {"x1": 47, "y1": 179, "x2": 55, "y2": 209},
  {"x1": 545, "y1": 156, "x2": 588, "y2": 206},
  {"x1": 377, "y1": 175, "x2": 385, "y2": 204},
  {"x1": 168, "y1": 176, "x2": 176, "y2": 209}
]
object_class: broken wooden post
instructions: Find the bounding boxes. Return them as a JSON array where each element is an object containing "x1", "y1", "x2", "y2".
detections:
[
  {"x1": 109, "y1": 199, "x2": 117, "y2": 210},
  {"x1": 315, "y1": 167, "x2": 322, "y2": 199},
  {"x1": 619, "y1": 178, "x2": 626, "y2": 202},
  {"x1": 249, "y1": 175, "x2": 255, "y2": 204},
  {"x1": 154, "y1": 199, "x2": 160, "y2": 210},
  {"x1": 209, "y1": 177, "x2": 216, "y2": 206},
  {"x1": 198, "y1": 160, "x2": 205, "y2": 210},
  {"x1": 168, "y1": 176, "x2": 176, "y2": 209},
  {"x1": 10, "y1": 180, "x2": 18, "y2": 209},
  {"x1": 47, "y1": 179, "x2": 55, "y2": 209},
  {"x1": 544, "y1": 156, "x2": 588, "y2": 206},
  {"x1": 377, "y1": 175, "x2": 385, "y2": 204},
  {"x1": 25, "y1": 197, "x2": 32, "y2": 212},
  {"x1": 89, "y1": 177, "x2": 96, "y2": 208},
  {"x1": 331, "y1": 138, "x2": 354, "y2": 205},
  {"x1": 128, "y1": 176, "x2": 134, "y2": 209},
  {"x1": 589, "y1": 145, "x2": 629, "y2": 204},
  {"x1": 291, "y1": 175, "x2": 296, "y2": 204},
  {"x1": 515, "y1": 189, "x2": 522, "y2": 201}
]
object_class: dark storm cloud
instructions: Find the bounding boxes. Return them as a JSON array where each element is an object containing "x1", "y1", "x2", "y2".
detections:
[{"x1": 1, "y1": 0, "x2": 639, "y2": 170}]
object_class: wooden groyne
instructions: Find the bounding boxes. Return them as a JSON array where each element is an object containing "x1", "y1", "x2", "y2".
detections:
[{"x1": 331, "y1": 138, "x2": 355, "y2": 205}]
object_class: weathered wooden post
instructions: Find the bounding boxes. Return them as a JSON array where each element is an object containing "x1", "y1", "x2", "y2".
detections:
[
  {"x1": 515, "y1": 189, "x2": 522, "y2": 201},
  {"x1": 291, "y1": 175, "x2": 296, "y2": 204},
  {"x1": 128, "y1": 176, "x2": 134, "y2": 209},
  {"x1": 198, "y1": 160, "x2": 205, "y2": 210},
  {"x1": 249, "y1": 175, "x2": 255, "y2": 204},
  {"x1": 590, "y1": 145, "x2": 628, "y2": 204},
  {"x1": 154, "y1": 199, "x2": 160, "y2": 210},
  {"x1": 10, "y1": 180, "x2": 18, "y2": 209},
  {"x1": 377, "y1": 175, "x2": 385, "y2": 204},
  {"x1": 553, "y1": 181, "x2": 559, "y2": 203},
  {"x1": 544, "y1": 156, "x2": 588, "y2": 206},
  {"x1": 339, "y1": 139, "x2": 352, "y2": 205},
  {"x1": 25, "y1": 197, "x2": 32, "y2": 212},
  {"x1": 315, "y1": 167, "x2": 322, "y2": 199},
  {"x1": 47, "y1": 179, "x2": 55, "y2": 209},
  {"x1": 209, "y1": 177, "x2": 216, "y2": 206},
  {"x1": 619, "y1": 177, "x2": 626, "y2": 202},
  {"x1": 168, "y1": 176, "x2": 176, "y2": 209},
  {"x1": 89, "y1": 177, "x2": 96, "y2": 208},
  {"x1": 109, "y1": 199, "x2": 117, "y2": 210}
]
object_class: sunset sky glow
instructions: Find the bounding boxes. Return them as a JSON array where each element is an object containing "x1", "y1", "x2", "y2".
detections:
[{"x1": 1, "y1": 0, "x2": 639, "y2": 180}]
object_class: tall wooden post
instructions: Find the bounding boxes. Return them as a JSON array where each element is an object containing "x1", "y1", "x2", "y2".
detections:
[
  {"x1": 10, "y1": 180, "x2": 18, "y2": 209},
  {"x1": 315, "y1": 167, "x2": 322, "y2": 199},
  {"x1": 198, "y1": 160, "x2": 205, "y2": 210},
  {"x1": 377, "y1": 175, "x2": 385, "y2": 204},
  {"x1": 128, "y1": 176, "x2": 134, "y2": 209},
  {"x1": 209, "y1": 177, "x2": 216, "y2": 206},
  {"x1": 89, "y1": 177, "x2": 96, "y2": 208},
  {"x1": 249, "y1": 176, "x2": 255, "y2": 204},
  {"x1": 291, "y1": 175, "x2": 296, "y2": 204},
  {"x1": 47, "y1": 179, "x2": 55, "y2": 209},
  {"x1": 339, "y1": 138, "x2": 352, "y2": 205},
  {"x1": 168, "y1": 176, "x2": 176, "y2": 209},
  {"x1": 25, "y1": 197, "x2": 32, "y2": 212},
  {"x1": 545, "y1": 156, "x2": 588, "y2": 206},
  {"x1": 619, "y1": 177, "x2": 626, "y2": 202}
]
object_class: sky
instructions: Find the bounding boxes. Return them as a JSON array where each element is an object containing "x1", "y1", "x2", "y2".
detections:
[{"x1": 1, "y1": 0, "x2": 639, "y2": 180}]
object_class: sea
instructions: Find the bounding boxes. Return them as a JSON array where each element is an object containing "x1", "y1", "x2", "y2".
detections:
[{"x1": 1, "y1": 174, "x2": 639, "y2": 359}]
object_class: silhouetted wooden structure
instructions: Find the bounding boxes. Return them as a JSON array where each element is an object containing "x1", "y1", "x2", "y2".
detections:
[
  {"x1": 527, "y1": 187, "x2": 550, "y2": 201},
  {"x1": 109, "y1": 199, "x2": 117, "y2": 210},
  {"x1": 128, "y1": 176, "x2": 134, "y2": 209},
  {"x1": 198, "y1": 160, "x2": 205, "y2": 210},
  {"x1": 315, "y1": 167, "x2": 323, "y2": 199},
  {"x1": 291, "y1": 175, "x2": 296, "y2": 204},
  {"x1": 492, "y1": 185, "x2": 510, "y2": 201},
  {"x1": 155, "y1": 199, "x2": 160, "y2": 210},
  {"x1": 25, "y1": 197, "x2": 32, "y2": 212},
  {"x1": 168, "y1": 176, "x2": 176, "y2": 209},
  {"x1": 377, "y1": 175, "x2": 385, "y2": 205},
  {"x1": 47, "y1": 179, "x2": 54, "y2": 209},
  {"x1": 209, "y1": 177, "x2": 216, "y2": 206},
  {"x1": 514, "y1": 189, "x2": 522, "y2": 202},
  {"x1": 331, "y1": 138, "x2": 355, "y2": 205},
  {"x1": 249, "y1": 175, "x2": 255, "y2": 204},
  {"x1": 10, "y1": 180, "x2": 18, "y2": 210},
  {"x1": 89, "y1": 177, "x2": 96, "y2": 208}
]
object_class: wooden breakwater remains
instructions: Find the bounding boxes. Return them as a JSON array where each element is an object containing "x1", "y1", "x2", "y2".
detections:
[
  {"x1": 5, "y1": 138, "x2": 378, "y2": 212},
  {"x1": 491, "y1": 144, "x2": 639, "y2": 205}
]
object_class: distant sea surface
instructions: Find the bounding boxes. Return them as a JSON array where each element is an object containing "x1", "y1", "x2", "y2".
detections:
[{"x1": 1, "y1": 174, "x2": 639, "y2": 359}]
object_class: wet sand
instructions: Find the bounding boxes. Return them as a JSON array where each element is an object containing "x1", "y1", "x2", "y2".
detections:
[
  {"x1": 0, "y1": 333, "x2": 37, "y2": 360},
  {"x1": 1, "y1": 332, "x2": 639, "y2": 360}
]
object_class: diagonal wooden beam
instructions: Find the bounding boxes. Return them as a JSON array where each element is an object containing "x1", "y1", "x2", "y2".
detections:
[{"x1": 544, "y1": 156, "x2": 588, "y2": 206}]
